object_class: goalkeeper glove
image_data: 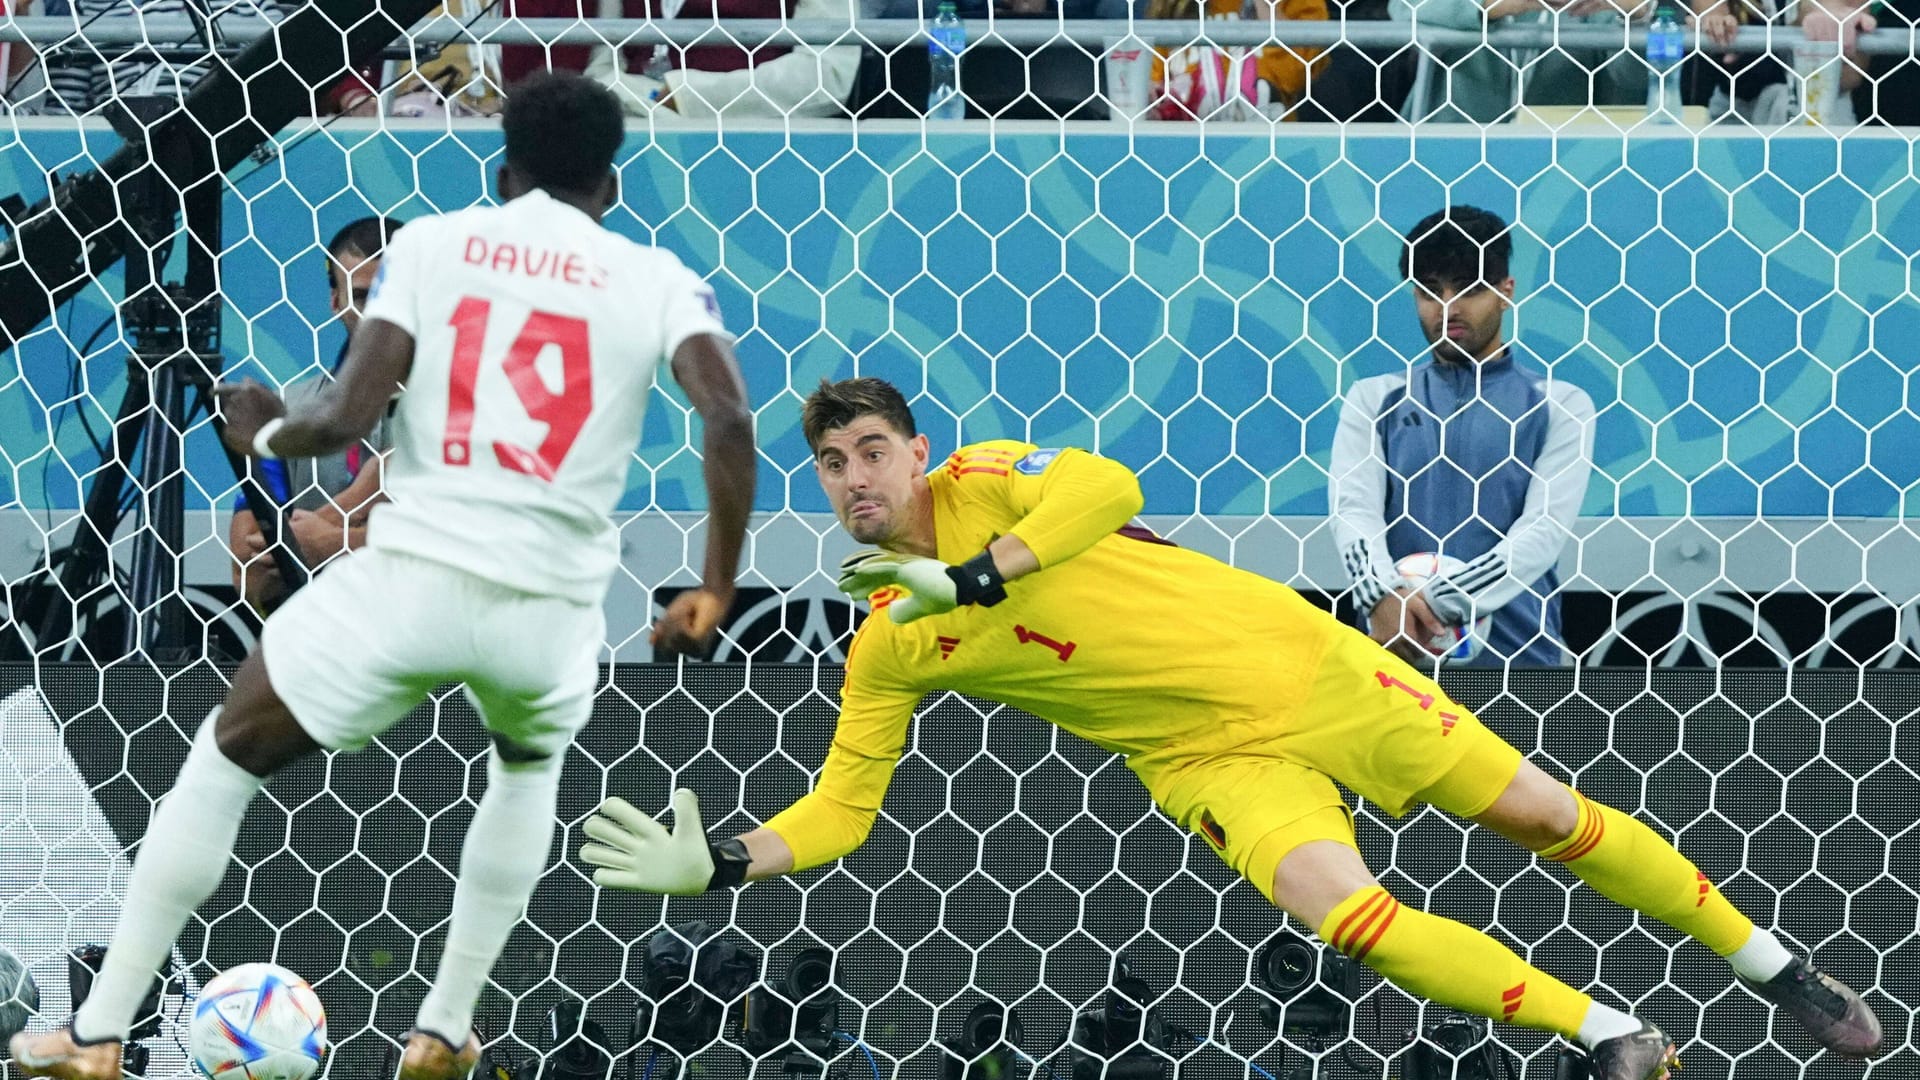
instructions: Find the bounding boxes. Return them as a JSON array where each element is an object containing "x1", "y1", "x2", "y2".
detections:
[
  {"x1": 579, "y1": 788, "x2": 752, "y2": 895},
  {"x1": 837, "y1": 549, "x2": 1008, "y2": 624}
]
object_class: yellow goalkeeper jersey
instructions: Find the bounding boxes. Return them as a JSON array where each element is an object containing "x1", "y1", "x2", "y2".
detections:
[{"x1": 764, "y1": 440, "x2": 1344, "y2": 869}]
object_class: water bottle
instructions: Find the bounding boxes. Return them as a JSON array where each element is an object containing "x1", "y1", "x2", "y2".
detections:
[
  {"x1": 1644, "y1": 3, "x2": 1685, "y2": 124},
  {"x1": 927, "y1": 0, "x2": 966, "y2": 120}
]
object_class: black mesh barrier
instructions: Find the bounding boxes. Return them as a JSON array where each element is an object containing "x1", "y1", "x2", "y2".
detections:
[{"x1": 10, "y1": 664, "x2": 1916, "y2": 1079}]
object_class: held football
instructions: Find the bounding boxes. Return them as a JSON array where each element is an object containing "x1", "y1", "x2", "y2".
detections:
[{"x1": 1393, "y1": 552, "x2": 1490, "y2": 664}]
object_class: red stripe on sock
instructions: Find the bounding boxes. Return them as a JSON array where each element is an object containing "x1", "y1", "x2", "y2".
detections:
[
  {"x1": 1330, "y1": 891, "x2": 1391, "y2": 955},
  {"x1": 1500, "y1": 982, "x2": 1526, "y2": 1020},
  {"x1": 1546, "y1": 795, "x2": 1604, "y2": 863},
  {"x1": 1560, "y1": 804, "x2": 1608, "y2": 862},
  {"x1": 1342, "y1": 897, "x2": 1392, "y2": 956},
  {"x1": 1350, "y1": 899, "x2": 1400, "y2": 962}
]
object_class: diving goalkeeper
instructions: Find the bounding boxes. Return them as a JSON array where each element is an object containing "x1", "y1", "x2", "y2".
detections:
[{"x1": 583, "y1": 377, "x2": 1883, "y2": 1080}]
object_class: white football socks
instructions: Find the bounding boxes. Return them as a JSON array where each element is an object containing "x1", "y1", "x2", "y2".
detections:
[
  {"x1": 1573, "y1": 926, "x2": 1795, "y2": 1052},
  {"x1": 1576, "y1": 1001, "x2": 1644, "y2": 1049},
  {"x1": 414, "y1": 749, "x2": 562, "y2": 1043},
  {"x1": 74, "y1": 712, "x2": 264, "y2": 1042},
  {"x1": 1727, "y1": 925, "x2": 1795, "y2": 982}
]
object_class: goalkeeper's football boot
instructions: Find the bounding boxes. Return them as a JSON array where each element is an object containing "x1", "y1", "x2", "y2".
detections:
[
  {"x1": 1585, "y1": 1020, "x2": 1681, "y2": 1080},
  {"x1": 399, "y1": 1029, "x2": 482, "y2": 1080},
  {"x1": 1739, "y1": 957, "x2": 1883, "y2": 1058},
  {"x1": 8, "y1": 1027, "x2": 123, "y2": 1080}
]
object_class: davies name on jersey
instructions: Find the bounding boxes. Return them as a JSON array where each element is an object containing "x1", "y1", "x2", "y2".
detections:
[{"x1": 461, "y1": 236, "x2": 611, "y2": 289}]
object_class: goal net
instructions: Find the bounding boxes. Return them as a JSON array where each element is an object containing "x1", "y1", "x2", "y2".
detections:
[{"x1": 0, "y1": 7, "x2": 1914, "y2": 1080}]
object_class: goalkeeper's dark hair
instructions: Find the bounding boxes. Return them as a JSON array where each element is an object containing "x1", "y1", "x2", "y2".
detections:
[
  {"x1": 1401, "y1": 205, "x2": 1512, "y2": 287},
  {"x1": 802, "y1": 378, "x2": 918, "y2": 452},
  {"x1": 322, "y1": 215, "x2": 403, "y2": 286},
  {"x1": 502, "y1": 71, "x2": 624, "y2": 198}
]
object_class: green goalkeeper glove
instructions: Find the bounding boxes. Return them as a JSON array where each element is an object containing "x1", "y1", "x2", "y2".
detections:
[
  {"x1": 837, "y1": 549, "x2": 1007, "y2": 624},
  {"x1": 579, "y1": 788, "x2": 752, "y2": 895}
]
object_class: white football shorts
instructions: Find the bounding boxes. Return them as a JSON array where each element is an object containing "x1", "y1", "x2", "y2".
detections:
[{"x1": 261, "y1": 547, "x2": 605, "y2": 759}]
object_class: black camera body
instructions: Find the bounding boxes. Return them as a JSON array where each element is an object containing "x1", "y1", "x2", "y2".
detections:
[
  {"x1": 1400, "y1": 1013, "x2": 1513, "y2": 1080},
  {"x1": 937, "y1": 1002, "x2": 1024, "y2": 1080},
  {"x1": 1549, "y1": 1046, "x2": 1593, "y2": 1080},
  {"x1": 1252, "y1": 933, "x2": 1360, "y2": 1037},
  {"x1": 738, "y1": 947, "x2": 841, "y2": 1071},
  {"x1": 632, "y1": 922, "x2": 761, "y2": 1061},
  {"x1": 1063, "y1": 958, "x2": 1195, "y2": 1080},
  {"x1": 66, "y1": 944, "x2": 173, "y2": 1077},
  {"x1": 536, "y1": 1000, "x2": 614, "y2": 1080}
]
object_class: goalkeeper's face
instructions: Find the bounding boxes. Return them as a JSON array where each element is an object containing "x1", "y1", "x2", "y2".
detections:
[
  {"x1": 814, "y1": 418, "x2": 931, "y2": 547},
  {"x1": 1413, "y1": 273, "x2": 1512, "y2": 364}
]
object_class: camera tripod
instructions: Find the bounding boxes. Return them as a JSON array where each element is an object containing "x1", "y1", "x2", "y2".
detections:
[{"x1": 16, "y1": 96, "x2": 306, "y2": 663}]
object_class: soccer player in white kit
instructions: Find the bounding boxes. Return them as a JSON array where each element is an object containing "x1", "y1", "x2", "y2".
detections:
[{"x1": 10, "y1": 72, "x2": 756, "y2": 1080}]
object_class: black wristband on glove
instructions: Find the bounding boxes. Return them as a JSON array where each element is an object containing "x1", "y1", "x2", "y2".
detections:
[
  {"x1": 946, "y1": 551, "x2": 1009, "y2": 608},
  {"x1": 707, "y1": 837, "x2": 752, "y2": 891}
]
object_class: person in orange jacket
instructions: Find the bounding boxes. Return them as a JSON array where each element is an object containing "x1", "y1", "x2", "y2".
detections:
[{"x1": 1146, "y1": 0, "x2": 1329, "y2": 119}]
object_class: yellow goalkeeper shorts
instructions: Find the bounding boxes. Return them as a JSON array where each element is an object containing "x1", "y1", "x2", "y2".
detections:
[{"x1": 1131, "y1": 633, "x2": 1523, "y2": 904}]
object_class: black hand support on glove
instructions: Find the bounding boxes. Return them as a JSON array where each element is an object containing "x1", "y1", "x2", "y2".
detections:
[
  {"x1": 945, "y1": 550, "x2": 1008, "y2": 607},
  {"x1": 707, "y1": 837, "x2": 753, "y2": 890}
]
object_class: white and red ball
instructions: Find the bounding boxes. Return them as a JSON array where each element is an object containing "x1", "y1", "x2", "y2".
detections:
[
  {"x1": 1394, "y1": 552, "x2": 1491, "y2": 664},
  {"x1": 189, "y1": 963, "x2": 328, "y2": 1080}
]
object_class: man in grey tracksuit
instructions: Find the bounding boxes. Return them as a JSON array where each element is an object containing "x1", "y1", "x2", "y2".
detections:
[
  {"x1": 228, "y1": 216, "x2": 402, "y2": 613},
  {"x1": 1331, "y1": 205, "x2": 1594, "y2": 667}
]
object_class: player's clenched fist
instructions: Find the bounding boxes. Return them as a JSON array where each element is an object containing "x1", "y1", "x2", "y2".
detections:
[
  {"x1": 214, "y1": 379, "x2": 288, "y2": 458},
  {"x1": 580, "y1": 789, "x2": 718, "y2": 894},
  {"x1": 652, "y1": 586, "x2": 734, "y2": 658},
  {"x1": 836, "y1": 548, "x2": 1006, "y2": 624}
]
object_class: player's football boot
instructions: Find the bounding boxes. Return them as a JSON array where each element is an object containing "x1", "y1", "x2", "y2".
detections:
[
  {"x1": 399, "y1": 1029, "x2": 482, "y2": 1080},
  {"x1": 8, "y1": 1027, "x2": 124, "y2": 1080},
  {"x1": 1739, "y1": 957, "x2": 1883, "y2": 1058},
  {"x1": 1585, "y1": 1020, "x2": 1680, "y2": 1080}
]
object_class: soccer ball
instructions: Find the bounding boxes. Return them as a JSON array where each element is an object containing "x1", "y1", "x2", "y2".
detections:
[
  {"x1": 190, "y1": 963, "x2": 328, "y2": 1080},
  {"x1": 1393, "y1": 552, "x2": 1491, "y2": 664}
]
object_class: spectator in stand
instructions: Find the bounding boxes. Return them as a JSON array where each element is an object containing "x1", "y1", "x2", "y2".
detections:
[
  {"x1": 1852, "y1": 0, "x2": 1918, "y2": 123},
  {"x1": 863, "y1": 0, "x2": 1106, "y2": 16},
  {"x1": 1688, "y1": 0, "x2": 1788, "y2": 124},
  {"x1": 1391, "y1": 0, "x2": 1734, "y2": 122},
  {"x1": 0, "y1": 0, "x2": 492, "y2": 117},
  {"x1": 1298, "y1": 0, "x2": 1420, "y2": 120},
  {"x1": 322, "y1": 0, "x2": 502, "y2": 116},
  {"x1": 1799, "y1": 0, "x2": 1870, "y2": 121},
  {"x1": 1330, "y1": 206, "x2": 1594, "y2": 667},
  {"x1": 496, "y1": 0, "x2": 596, "y2": 84},
  {"x1": 1, "y1": 0, "x2": 36, "y2": 104},
  {"x1": 1793, "y1": 0, "x2": 1914, "y2": 125},
  {"x1": 230, "y1": 216, "x2": 401, "y2": 614},
  {"x1": 325, "y1": 48, "x2": 501, "y2": 116},
  {"x1": 1689, "y1": 0, "x2": 1903, "y2": 126},
  {"x1": 15, "y1": 0, "x2": 284, "y2": 115},
  {"x1": 514, "y1": 0, "x2": 859, "y2": 119},
  {"x1": 1144, "y1": 0, "x2": 1329, "y2": 120}
]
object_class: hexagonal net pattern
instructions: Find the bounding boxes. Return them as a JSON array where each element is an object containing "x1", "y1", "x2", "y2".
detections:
[
  {"x1": 9, "y1": 662, "x2": 1918, "y2": 1080},
  {"x1": 0, "y1": 13, "x2": 1917, "y2": 1080}
]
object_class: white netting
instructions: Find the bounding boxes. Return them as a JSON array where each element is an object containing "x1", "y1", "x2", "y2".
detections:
[{"x1": 0, "y1": 7, "x2": 1915, "y2": 1080}]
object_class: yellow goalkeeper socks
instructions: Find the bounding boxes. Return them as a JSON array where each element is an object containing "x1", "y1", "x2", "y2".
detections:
[
  {"x1": 1318, "y1": 886, "x2": 1592, "y2": 1039},
  {"x1": 1540, "y1": 788, "x2": 1754, "y2": 957}
]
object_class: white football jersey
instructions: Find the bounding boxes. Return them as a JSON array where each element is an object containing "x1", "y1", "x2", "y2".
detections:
[{"x1": 356, "y1": 189, "x2": 730, "y2": 603}]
